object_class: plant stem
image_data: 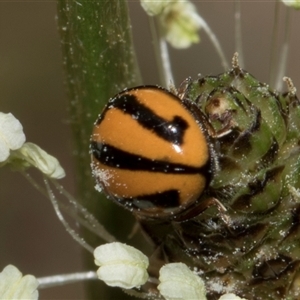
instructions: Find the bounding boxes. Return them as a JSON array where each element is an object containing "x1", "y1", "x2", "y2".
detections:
[
  {"x1": 57, "y1": 1, "x2": 141, "y2": 298},
  {"x1": 38, "y1": 271, "x2": 97, "y2": 289},
  {"x1": 149, "y1": 17, "x2": 174, "y2": 87},
  {"x1": 269, "y1": 1, "x2": 280, "y2": 88},
  {"x1": 275, "y1": 7, "x2": 291, "y2": 91},
  {"x1": 198, "y1": 14, "x2": 229, "y2": 70},
  {"x1": 234, "y1": 0, "x2": 244, "y2": 68}
]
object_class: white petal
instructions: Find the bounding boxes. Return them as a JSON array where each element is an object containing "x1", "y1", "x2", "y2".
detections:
[
  {"x1": 96, "y1": 264, "x2": 148, "y2": 289},
  {"x1": 0, "y1": 112, "x2": 26, "y2": 150},
  {"x1": 0, "y1": 138, "x2": 10, "y2": 162},
  {"x1": 219, "y1": 294, "x2": 247, "y2": 300},
  {"x1": 0, "y1": 265, "x2": 22, "y2": 296},
  {"x1": 160, "y1": 1, "x2": 202, "y2": 49},
  {"x1": 94, "y1": 242, "x2": 149, "y2": 289},
  {"x1": 0, "y1": 265, "x2": 39, "y2": 300},
  {"x1": 281, "y1": 0, "x2": 300, "y2": 9},
  {"x1": 158, "y1": 263, "x2": 206, "y2": 300},
  {"x1": 19, "y1": 142, "x2": 65, "y2": 179},
  {"x1": 0, "y1": 112, "x2": 26, "y2": 162},
  {"x1": 140, "y1": 0, "x2": 174, "y2": 16}
]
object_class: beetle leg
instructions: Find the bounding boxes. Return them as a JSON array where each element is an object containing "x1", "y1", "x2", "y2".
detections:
[{"x1": 174, "y1": 197, "x2": 232, "y2": 226}]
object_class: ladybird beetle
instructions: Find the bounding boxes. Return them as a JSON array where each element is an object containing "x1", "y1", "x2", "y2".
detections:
[{"x1": 90, "y1": 86, "x2": 215, "y2": 219}]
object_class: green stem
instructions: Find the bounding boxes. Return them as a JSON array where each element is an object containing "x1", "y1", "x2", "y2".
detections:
[{"x1": 56, "y1": 1, "x2": 142, "y2": 298}]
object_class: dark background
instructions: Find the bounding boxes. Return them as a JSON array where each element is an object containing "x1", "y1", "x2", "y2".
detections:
[{"x1": 0, "y1": 1, "x2": 299, "y2": 299}]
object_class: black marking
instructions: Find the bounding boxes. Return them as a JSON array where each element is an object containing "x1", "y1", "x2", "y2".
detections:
[
  {"x1": 91, "y1": 141, "x2": 209, "y2": 174},
  {"x1": 232, "y1": 109, "x2": 261, "y2": 157},
  {"x1": 102, "y1": 93, "x2": 189, "y2": 145},
  {"x1": 218, "y1": 155, "x2": 241, "y2": 171},
  {"x1": 282, "y1": 204, "x2": 300, "y2": 243},
  {"x1": 252, "y1": 254, "x2": 293, "y2": 280},
  {"x1": 232, "y1": 166, "x2": 284, "y2": 211},
  {"x1": 131, "y1": 190, "x2": 181, "y2": 209},
  {"x1": 259, "y1": 137, "x2": 279, "y2": 168}
]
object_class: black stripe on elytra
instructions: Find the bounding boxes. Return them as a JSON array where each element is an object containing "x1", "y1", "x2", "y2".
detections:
[
  {"x1": 131, "y1": 190, "x2": 181, "y2": 209},
  {"x1": 102, "y1": 93, "x2": 189, "y2": 145},
  {"x1": 91, "y1": 141, "x2": 208, "y2": 174}
]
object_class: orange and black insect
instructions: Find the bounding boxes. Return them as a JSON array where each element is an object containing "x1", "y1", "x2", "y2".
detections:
[{"x1": 90, "y1": 86, "x2": 215, "y2": 219}]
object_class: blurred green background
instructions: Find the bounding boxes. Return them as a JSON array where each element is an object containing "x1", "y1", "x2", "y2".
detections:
[{"x1": 0, "y1": 1, "x2": 299, "y2": 299}]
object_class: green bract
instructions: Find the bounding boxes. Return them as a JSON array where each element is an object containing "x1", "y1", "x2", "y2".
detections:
[{"x1": 149, "y1": 65, "x2": 300, "y2": 299}]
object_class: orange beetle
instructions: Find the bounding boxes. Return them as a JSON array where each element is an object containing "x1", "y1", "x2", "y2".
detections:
[{"x1": 90, "y1": 86, "x2": 215, "y2": 219}]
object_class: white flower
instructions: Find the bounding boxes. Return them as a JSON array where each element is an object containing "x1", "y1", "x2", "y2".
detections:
[
  {"x1": 94, "y1": 242, "x2": 149, "y2": 289},
  {"x1": 0, "y1": 112, "x2": 65, "y2": 179},
  {"x1": 219, "y1": 294, "x2": 247, "y2": 300},
  {"x1": 140, "y1": 0, "x2": 173, "y2": 16},
  {"x1": 17, "y1": 142, "x2": 65, "y2": 179},
  {"x1": 158, "y1": 262, "x2": 207, "y2": 300},
  {"x1": 281, "y1": 0, "x2": 300, "y2": 9},
  {"x1": 0, "y1": 112, "x2": 26, "y2": 162},
  {"x1": 159, "y1": 1, "x2": 202, "y2": 49},
  {"x1": 0, "y1": 265, "x2": 39, "y2": 300}
]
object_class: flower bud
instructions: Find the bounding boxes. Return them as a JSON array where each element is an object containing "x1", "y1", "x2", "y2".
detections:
[
  {"x1": 158, "y1": 262, "x2": 206, "y2": 300},
  {"x1": 0, "y1": 265, "x2": 39, "y2": 300},
  {"x1": 219, "y1": 294, "x2": 247, "y2": 300},
  {"x1": 94, "y1": 242, "x2": 149, "y2": 289},
  {"x1": 18, "y1": 142, "x2": 65, "y2": 179},
  {"x1": 160, "y1": 1, "x2": 202, "y2": 49},
  {"x1": 0, "y1": 112, "x2": 26, "y2": 162}
]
